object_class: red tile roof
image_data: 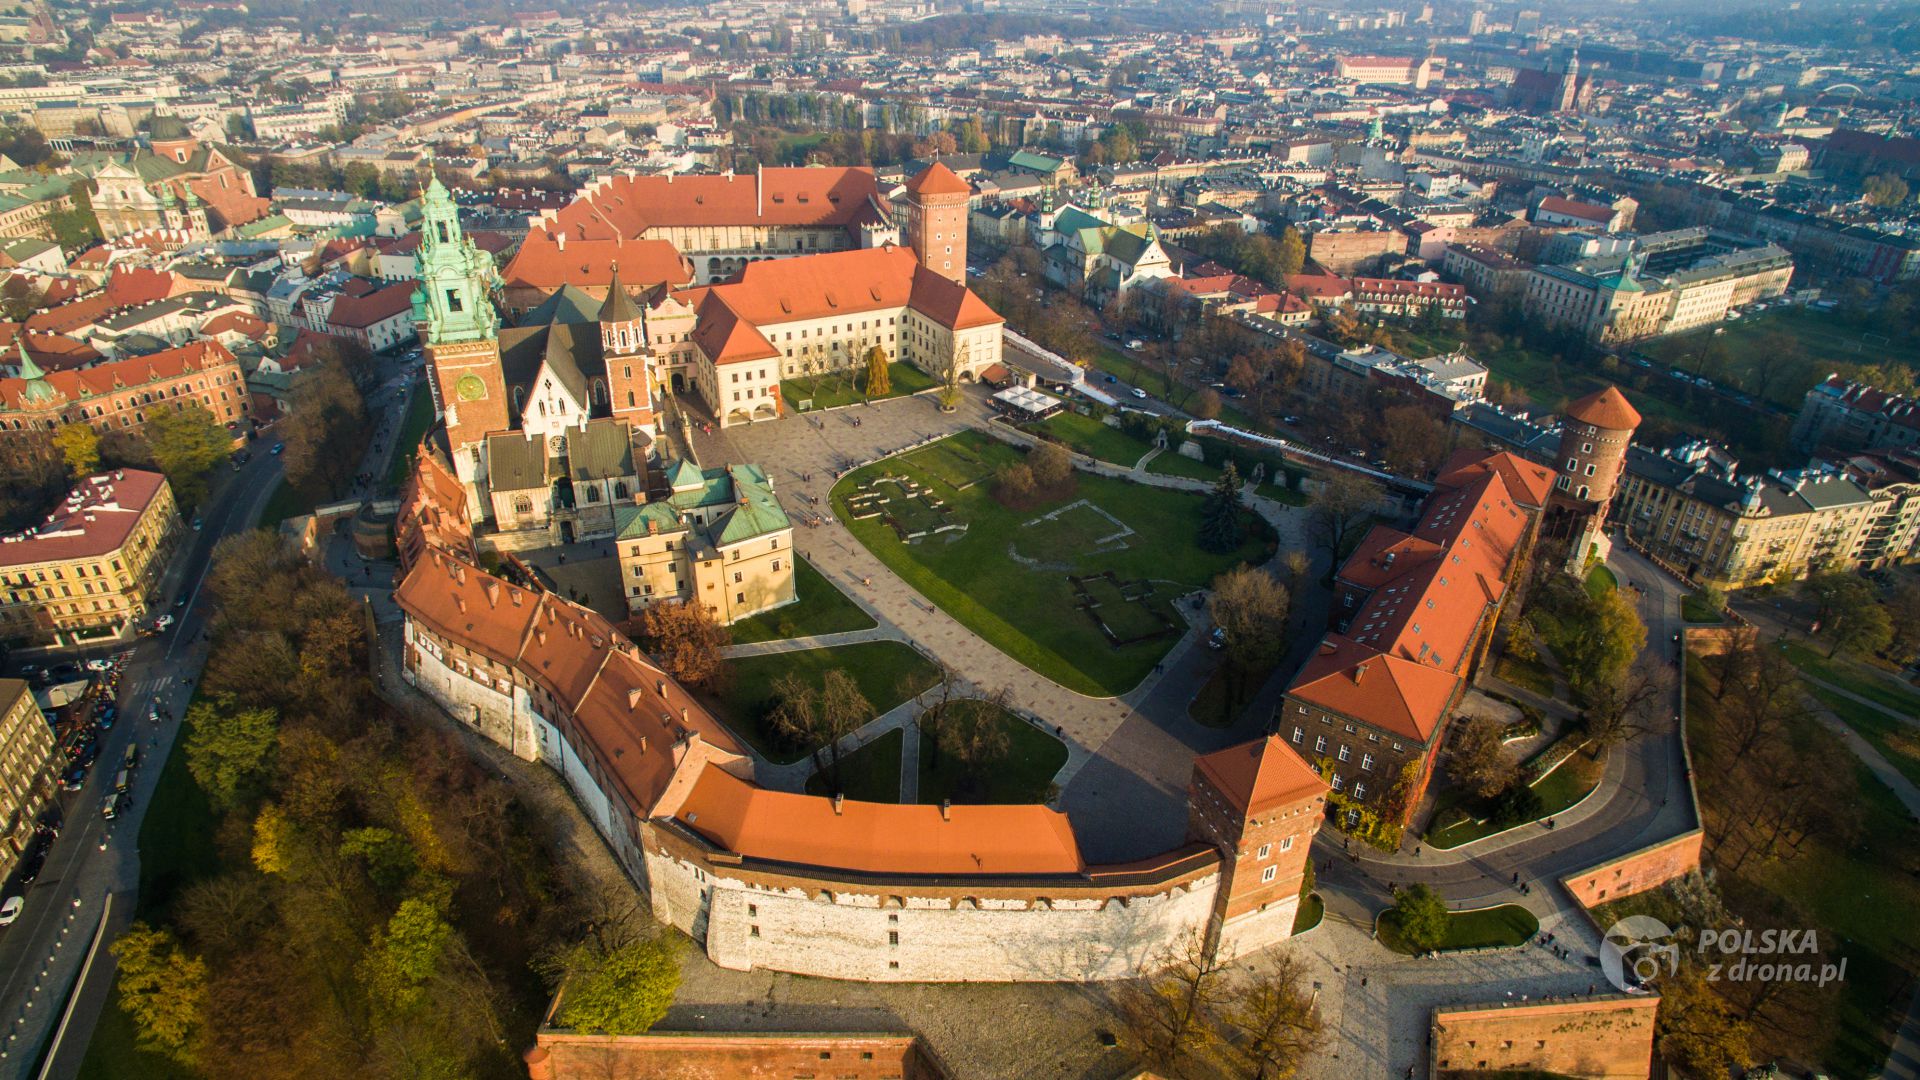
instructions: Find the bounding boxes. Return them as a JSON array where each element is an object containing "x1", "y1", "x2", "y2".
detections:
[
  {"x1": 674, "y1": 765, "x2": 1083, "y2": 876},
  {"x1": 1563, "y1": 385, "x2": 1642, "y2": 432},
  {"x1": 904, "y1": 161, "x2": 972, "y2": 197},
  {"x1": 542, "y1": 168, "x2": 883, "y2": 240},
  {"x1": 103, "y1": 267, "x2": 174, "y2": 307},
  {"x1": 503, "y1": 235, "x2": 691, "y2": 293},
  {"x1": 1193, "y1": 735, "x2": 1328, "y2": 817},
  {"x1": 327, "y1": 280, "x2": 416, "y2": 329},
  {"x1": 1287, "y1": 636, "x2": 1461, "y2": 743},
  {"x1": 0, "y1": 339, "x2": 240, "y2": 410},
  {"x1": 1536, "y1": 195, "x2": 1615, "y2": 224},
  {"x1": 0, "y1": 469, "x2": 167, "y2": 568}
]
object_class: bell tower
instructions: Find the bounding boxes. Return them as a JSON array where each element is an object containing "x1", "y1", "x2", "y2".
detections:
[
  {"x1": 1187, "y1": 736, "x2": 1328, "y2": 963},
  {"x1": 413, "y1": 176, "x2": 509, "y2": 476},
  {"x1": 904, "y1": 162, "x2": 972, "y2": 286},
  {"x1": 599, "y1": 265, "x2": 656, "y2": 439}
]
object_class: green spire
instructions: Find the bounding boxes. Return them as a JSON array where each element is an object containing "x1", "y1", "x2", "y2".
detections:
[
  {"x1": 16, "y1": 340, "x2": 55, "y2": 404},
  {"x1": 415, "y1": 176, "x2": 498, "y2": 346}
]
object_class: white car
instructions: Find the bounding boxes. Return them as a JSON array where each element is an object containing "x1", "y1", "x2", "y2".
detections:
[
  {"x1": 152, "y1": 614, "x2": 175, "y2": 632},
  {"x1": 1131, "y1": 388, "x2": 1148, "y2": 400},
  {"x1": 0, "y1": 896, "x2": 20, "y2": 926},
  {"x1": 83, "y1": 657, "x2": 114, "y2": 672}
]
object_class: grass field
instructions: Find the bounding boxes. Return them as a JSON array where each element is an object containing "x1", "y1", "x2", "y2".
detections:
[
  {"x1": 1017, "y1": 503, "x2": 1127, "y2": 564},
  {"x1": 1585, "y1": 563, "x2": 1617, "y2": 598},
  {"x1": 1028, "y1": 411, "x2": 1154, "y2": 467},
  {"x1": 1783, "y1": 641, "x2": 1920, "y2": 718},
  {"x1": 1146, "y1": 450, "x2": 1223, "y2": 483},
  {"x1": 805, "y1": 728, "x2": 903, "y2": 803},
  {"x1": 707, "y1": 641, "x2": 939, "y2": 764},
  {"x1": 383, "y1": 389, "x2": 435, "y2": 489},
  {"x1": 1292, "y1": 893, "x2": 1325, "y2": 935},
  {"x1": 917, "y1": 704, "x2": 1067, "y2": 805},
  {"x1": 1426, "y1": 749, "x2": 1603, "y2": 850},
  {"x1": 1810, "y1": 687, "x2": 1920, "y2": 789},
  {"x1": 835, "y1": 431, "x2": 1270, "y2": 696},
  {"x1": 260, "y1": 477, "x2": 323, "y2": 527},
  {"x1": 1378, "y1": 903, "x2": 1538, "y2": 954},
  {"x1": 78, "y1": 696, "x2": 228, "y2": 1080},
  {"x1": 1681, "y1": 591, "x2": 1726, "y2": 624},
  {"x1": 1642, "y1": 306, "x2": 1920, "y2": 409},
  {"x1": 898, "y1": 439, "x2": 994, "y2": 491},
  {"x1": 727, "y1": 556, "x2": 876, "y2": 645},
  {"x1": 1494, "y1": 654, "x2": 1556, "y2": 696},
  {"x1": 782, "y1": 361, "x2": 936, "y2": 412},
  {"x1": 1686, "y1": 656, "x2": 1920, "y2": 1076}
]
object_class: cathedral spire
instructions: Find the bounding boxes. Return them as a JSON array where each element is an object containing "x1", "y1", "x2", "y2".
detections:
[{"x1": 414, "y1": 177, "x2": 498, "y2": 346}]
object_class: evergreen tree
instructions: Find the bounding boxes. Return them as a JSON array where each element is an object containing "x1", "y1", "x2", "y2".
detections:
[{"x1": 1199, "y1": 462, "x2": 1244, "y2": 554}]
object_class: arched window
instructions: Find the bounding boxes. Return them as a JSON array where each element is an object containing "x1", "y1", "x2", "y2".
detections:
[
  {"x1": 513, "y1": 495, "x2": 532, "y2": 514},
  {"x1": 585, "y1": 487, "x2": 600, "y2": 503},
  {"x1": 613, "y1": 480, "x2": 628, "y2": 500},
  {"x1": 511, "y1": 386, "x2": 525, "y2": 413},
  {"x1": 537, "y1": 400, "x2": 546, "y2": 417},
  {"x1": 626, "y1": 391, "x2": 635, "y2": 407},
  {"x1": 592, "y1": 378, "x2": 607, "y2": 405}
]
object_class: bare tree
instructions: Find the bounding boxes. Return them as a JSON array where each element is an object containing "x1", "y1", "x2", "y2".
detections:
[
  {"x1": 1448, "y1": 714, "x2": 1518, "y2": 800},
  {"x1": 1307, "y1": 470, "x2": 1385, "y2": 564},
  {"x1": 1119, "y1": 932, "x2": 1229, "y2": 1067}
]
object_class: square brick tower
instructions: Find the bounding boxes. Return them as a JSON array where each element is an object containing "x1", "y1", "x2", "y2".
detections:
[
  {"x1": 598, "y1": 265, "x2": 657, "y2": 439},
  {"x1": 1188, "y1": 736, "x2": 1329, "y2": 963},
  {"x1": 904, "y1": 162, "x2": 972, "y2": 286}
]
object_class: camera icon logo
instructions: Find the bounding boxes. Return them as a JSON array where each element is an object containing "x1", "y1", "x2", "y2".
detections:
[{"x1": 1600, "y1": 915, "x2": 1680, "y2": 993}]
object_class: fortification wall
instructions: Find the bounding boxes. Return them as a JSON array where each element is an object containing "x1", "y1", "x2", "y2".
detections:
[
  {"x1": 644, "y1": 839, "x2": 1223, "y2": 983},
  {"x1": 1430, "y1": 995, "x2": 1659, "y2": 1079},
  {"x1": 1560, "y1": 830, "x2": 1704, "y2": 910},
  {"x1": 404, "y1": 624, "x2": 531, "y2": 759}
]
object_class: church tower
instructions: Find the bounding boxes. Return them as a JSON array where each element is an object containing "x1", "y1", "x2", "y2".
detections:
[
  {"x1": 599, "y1": 265, "x2": 657, "y2": 438},
  {"x1": 1556, "y1": 49, "x2": 1582, "y2": 113},
  {"x1": 413, "y1": 176, "x2": 508, "y2": 476},
  {"x1": 1550, "y1": 383, "x2": 1641, "y2": 569},
  {"x1": 1187, "y1": 736, "x2": 1327, "y2": 963},
  {"x1": 904, "y1": 162, "x2": 972, "y2": 286}
]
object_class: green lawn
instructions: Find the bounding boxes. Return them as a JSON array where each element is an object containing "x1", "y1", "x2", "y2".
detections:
[
  {"x1": 1255, "y1": 482, "x2": 1309, "y2": 507},
  {"x1": 1494, "y1": 654, "x2": 1556, "y2": 696},
  {"x1": 917, "y1": 704, "x2": 1068, "y2": 804},
  {"x1": 1028, "y1": 411, "x2": 1154, "y2": 467},
  {"x1": 1145, "y1": 450, "x2": 1223, "y2": 483},
  {"x1": 78, "y1": 696, "x2": 228, "y2": 1080},
  {"x1": 1687, "y1": 657, "x2": 1920, "y2": 1077},
  {"x1": 1189, "y1": 661, "x2": 1266, "y2": 728},
  {"x1": 1379, "y1": 903, "x2": 1538, "y2": 954},
  {"x1": 707, "y1": 641, "x2": 939, "y2": 764},
  {"x1": 727, "y1": 557, "x2": 876, "y2": 645},
  {"x1": 383, "y1": 389, "x2": 435, "y2": 489},
  {"x1": 1584, "y1": 563, "x2": 1617, "y2": 598},
  {"x1": 1784, "y1": 641, "x2": 1920, "y2": 719},
  {"x1": 782, "y1": 362, "x2": 936, "y2": 411},
  {"x1": 1641, "y1": 306, "x2": 1920, "y2": 410},
  {"x1": 1681, "y1": 591, "x2": 1726, "y2": 624},
  {"x1": 834, "y1": 431, "x2": 1270, "y2": 695},
  {"x1": 1810, "y1": 687, "x2": 1920, "y2": 789},
  {"x1": 1292, "y1": 893, "x2": 1324, "y2": 935},
  {"x1": 260, "y1": 477, "x2": 323, "y2": 527},
  {"x1": 1426, "y1": 749, "x2": 1603, "y2": 850},
  {"x1": 805, "y1": 728, "x2": 903, "y2": 803}
]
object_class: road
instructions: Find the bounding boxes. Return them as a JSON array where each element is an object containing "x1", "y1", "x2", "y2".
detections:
[{"x1": 0, "y1": 348, "x2": 420, "y2": 1080}]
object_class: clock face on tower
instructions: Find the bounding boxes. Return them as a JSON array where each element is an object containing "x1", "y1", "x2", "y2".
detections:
[{"x1": 454, "y1": 374, "x2": 487, "y2": 402}]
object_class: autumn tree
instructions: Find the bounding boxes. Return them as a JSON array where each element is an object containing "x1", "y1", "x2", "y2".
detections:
[
  {"x1": 992, "y1": 461, "x2": 1038, "y2": 507},
  {"x1": 111, "y1": 922, "x2": 208, "y2": 1064},
  {"x1": 281, "y1": 364, "x2": 369, "y2": 499},
  {"x1": 1864, "y1": 173, "x2": 1910, "y2": 207},
  {"x1": 184, "y1": 693, "x2": 280, "y2": 812},
  {"x1": 145, "y1": 402, "x2": 232, "y2": 507},
  {"x1": 1887, "y1": 581, "x2": 1920, "y2": 665},
  {"x1": 635, "y1": 599, "x2": 728, "y2": 688},
  {"x1": 1307, "y1": 470, "x2": 1384, "y2": 564},
  {"x1": 1388, "y1": 883, "x2": 1450, "y2": 953},
  {"x1": 1222, "y1": 953, "x2": 1325, "y2": 1080},
  {"x1": 1028, "y1": 439, "x2": 1074, "y2": 493},
  {"x1": 1656, "y1": 967, "x2": 1754, "y2": 1076},
  {"x1": 862, "y1": 344, "x2": 890, "y2": 396},
  {"x1": 546, "y1": 935, "x2": 681, "y2": 1035},
  {"x1": 1581, "y1": 670, "x2": 1660, "y2": 750},
  {"x1": 1120, "y1": 932, "x2": 1229, "y2": 1066},
  {"x1": 54, "y1": 421, "x2": 99, "y2": 479},
  {"x1": 1505, "y1": 615, "x2": 1539, "y2": 664},
  {"x1": 1193, "y1": 387, "x2": 1223, "y2": 420},
  {"x1": 1379, "y1": 403, "x2": 1449, "y2": 477},
  {"x1": 1208, "y1": 566, "x2": 1290, "y2": 718},
  {"x1": 1448, "y1": 714, "x2": 1518, "y2": 800},
  {"x1": 1199, "y1": 461, "x2": 1245, "y2": 554},
  {"x1": 1551, "y1": 579, "x2": 1646, "y2": 699}
]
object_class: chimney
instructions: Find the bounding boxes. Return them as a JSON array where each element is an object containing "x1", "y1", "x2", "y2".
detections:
[
  {"x1": 939, "y1": 800, "x2": 952, "y2": 821},
  {"x1": 556, "y1": 231, "x2": 566, "y2": 251},
  {"x1": 627, "y1": 686, "x2": 644, "y2": 710},
  {"x1": 680, "y1": 706, "x2": 688, "y2": 724},
  {"x1": 482, "y1": 580, "x2": 499, "y2": 606},
  {"x1": 1353, "y1": 662, "x2": 1369, "y2": 683},
  {"x1": 637, "y1": 735, "x2": 647, "y2": 753},
  {"x1": 832, "y1": 793, "x2": 844, "y2": 815}
]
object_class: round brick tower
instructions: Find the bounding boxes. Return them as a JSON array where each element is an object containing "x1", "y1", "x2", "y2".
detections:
[{"x1": 1553, "y1": 385, "x2": 1641, "y2": 515}]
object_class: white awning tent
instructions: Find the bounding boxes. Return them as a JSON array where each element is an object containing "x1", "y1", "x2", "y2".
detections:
[{"x1": 991, "y1": 386, "x2": 1063, "y2": 418}]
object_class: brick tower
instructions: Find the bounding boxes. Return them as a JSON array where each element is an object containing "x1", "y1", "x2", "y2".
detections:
[
  {"x1": 1188, "y1": 735, "x2": 1328, "y2": 963},
  {"x1": 598, "y1": 265, "x2": 656, "y2": 439},
  {"x1": 1551, "y1": 383, "x2": 1642, "y2": 565},
  {"x1": 904, "y1": 162, "x2": 972, "y2": 286},
  {"x1": 412, "y1": 174, "x2": 507, "y2": 516}
]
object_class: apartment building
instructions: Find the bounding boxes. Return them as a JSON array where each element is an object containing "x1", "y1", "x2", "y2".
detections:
[
  {"x1": 1790, "y1": 375, "x2": 1920, "y2": 453},
  {"x1": 0, "y1": 680, "x2": 54, "y2": 883},
  {"x1": 0, "y1": 470, "x2": 181, "y2": 647}
]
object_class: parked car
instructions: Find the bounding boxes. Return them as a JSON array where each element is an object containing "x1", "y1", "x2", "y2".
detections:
[
  {"x1": 1131, "y1": 387, "x2": 1148, "y2": 399},
  {"x1": 83, "y1": 657, "x2": 113, "y2": 672},
  {"x1": 152, "y1": 614, "x2": 175, "y2": 632},
  {"x1": 191, "y1": 517, "x2": 202, "y2": 531},
  {"x1": 1104, "y1": 374, "x2": 1117, "y2": 384},
  {"x1": 1208, "y1": 627, "x2": 1227, "y2": 650},
  {"x1": 270, "y1": 443, "x2": 285, "y2": 456},
  {"x1": 0, "y1": 896, "x2": 22, "y2": 926},
  {"x1": 59, "y1": 767, "x2": 85, "y2": 792},
  {"x1": 101, "y1": 793, "x2": 120, "y2": 820},
  {"x1": 1126, "y1": 339, "x2": 1144, "y2": 350}
]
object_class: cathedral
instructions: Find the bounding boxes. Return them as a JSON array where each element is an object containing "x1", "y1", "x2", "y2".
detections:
[{"x1": 409, "y1": 161, "x2": 1001, "y2": 604}]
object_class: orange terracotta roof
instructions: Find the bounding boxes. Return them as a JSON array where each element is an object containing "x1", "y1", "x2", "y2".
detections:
[
  {"x1": 0, "y1": 339, "x2": 239, "y2": 411},
  {"x1": 905, "y1": 161, "x2": 972, "y2": 197},
  {"x1": 543, "y1": 168, "x2": 883, "y2": 240},
  {"x1": 0, "y1": 324, "x2": 101, "y2": 369},
  {"x1": 1436, "y1": 448, "x2": 1555, "y2": 509},
  {"x1": 674, "y1": 765, "x2": 1083, "y2": 877},
  {"x1": 1563, "y1": 385, "x2": 1642, "y2": 432},
  {"x1": 103, "y1": 267, "x2": 174, "y2": 307},
  {"x1": 689, "y1": 292, "x2": 779, "y2": 364},
  {"x1": 327, "y1": 280, "x2": 416, "y2": 329},
  {"x1": 1288, "y1": 636, "x2": 1461, "y2": 743},
  {"x1": 24, "y1": 293, "x2": 116, "y2": 336},
  {"x1": 502, "y1": 235, "x2": 690, "y2": 293},
  {"x1": 1193, "y1": 735, "x2": 1329, "y2": 817},
  {"x1": 1337, "y1": 526, "x2": 1444, "y2": 592}
]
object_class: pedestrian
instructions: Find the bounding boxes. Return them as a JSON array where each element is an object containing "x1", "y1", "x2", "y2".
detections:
[
  {"x1": 1360, "y1": 976, "x2": 1367, "y2": 987},
  {"x1": 1511, "y1": 871, "x2": 1519, "y2": 885}
]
